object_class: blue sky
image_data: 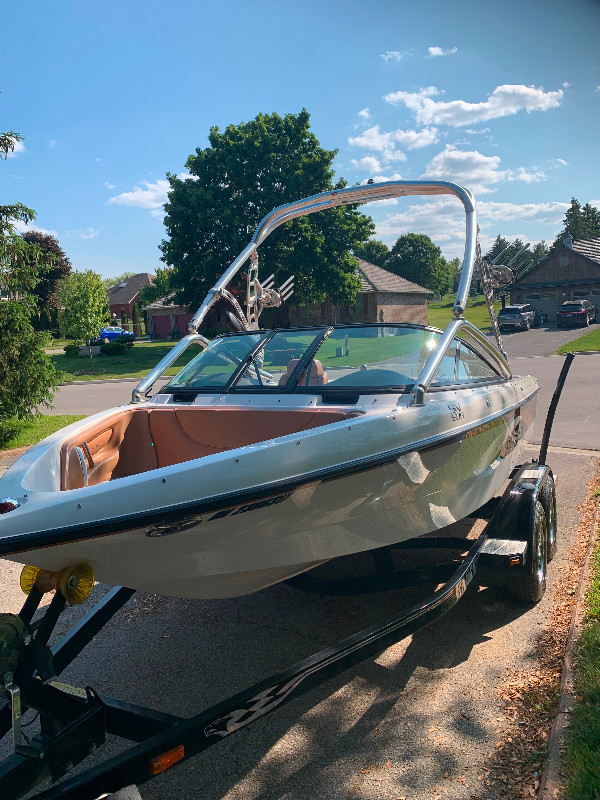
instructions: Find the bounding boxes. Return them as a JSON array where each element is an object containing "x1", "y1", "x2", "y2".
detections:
[{"x1": 2, "y1": 0, "x2": 599, "y2": 281}]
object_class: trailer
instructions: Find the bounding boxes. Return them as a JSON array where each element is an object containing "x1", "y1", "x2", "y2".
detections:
[{"x1": 0, "y1": 355, "x2": 575, "y2": 800}]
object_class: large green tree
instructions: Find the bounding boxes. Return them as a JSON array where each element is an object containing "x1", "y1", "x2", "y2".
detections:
[
  {"x1": 0, "y1": 131, "x2": 60, "y2": 442},
  {"x1": 161, "y1": 109, "x2": 374, "y2": 310},
  {"x1": 58, "y1": 270, "x2": 109, "y2": 369},
  {"x1": 351, "y1": 239, "x2": 390, "y2": 268},
  {"x1": 20, "y1": 231, "x2": 72, "y2": 309},
  {"x1": 386, "y1": 233, "x2": 454, "y2": 295}
]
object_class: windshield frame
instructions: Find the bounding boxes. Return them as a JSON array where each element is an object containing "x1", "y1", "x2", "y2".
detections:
[{"x1": 162, "y1": 322, "x2": 504, "y2": 397}]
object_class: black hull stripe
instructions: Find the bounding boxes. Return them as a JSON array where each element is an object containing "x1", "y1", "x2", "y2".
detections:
[{"x1": 0, "y1": 393, "x2": 535, "y2": 557}]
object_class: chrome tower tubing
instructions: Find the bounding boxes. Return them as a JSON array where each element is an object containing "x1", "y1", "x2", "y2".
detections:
[
  {"x1": 410, "y1": 319, "x2": 464, "y2": 405},
  {"x1": 453, "y1": 208, "x2": 478, "y2": 318},
  {"x1": 410, "y1": 318, "x2": 511, "y2": 406},
  {"x1": 186, "y1": 181, "x2": 478, "y2": 335},
  {"x1": 132, "y1": 333, "x2": 209, "y2": 403}
]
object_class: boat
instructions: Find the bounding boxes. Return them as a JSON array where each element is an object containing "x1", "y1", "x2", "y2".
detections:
[{"x1": 0, "y1": 181, "x2": 537, "y2": 599}]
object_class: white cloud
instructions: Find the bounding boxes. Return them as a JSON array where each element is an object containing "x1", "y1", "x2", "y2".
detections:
[
  {"x1": 376, "y1": 197, "x2": 569, "y2": 259},
  {"x1": 104, "y1": 181, "x2": 116, "y2": 190},
  {"x1": 384, "y1": 83, "x2": 564, "y2": 127},
  {"x1": 508, "y1": 167, "x2": 548, "y2": 184},
  {"x1": 477, "y1": 200, "x2": 569, "y2": 225},
  {"x1": 428, "y1": 46, "x2": 457, "y2": 57},
  {"x1": 6, "y1": 140, "x2": 26, "y2": 158},
  {"x1": 65, "y1": 227, "x2": 100, "y2": 239},
  {"x1": 348, "y1": 126, "x2": 406, "y2": 162},
  {"x1": 464, "y1": 128, "x2": 491, "y2": 135},
  {"x1": 348, "y1": 125, "x2": 437, "y2": 167},
  {"x1": 351, "y1": 156, "x2": 382, "y2": 172},
  {"x1": 12, "y1": 219, "x2": 57, "y2": 236},
  {"x1": 381, "y1": 51, "x2": 403, "y2": 62},
  {"x1": 394, "y1": 127, "x2": 439, "y2": 149},
  {"x1": 48, "y1": 139, "x2": 57, "y2": 148},
  {"x1": 556, "y1": 158, "x2": 568, "y2": 166},
  {"x1": 421, "y1": 145, "x2": 506, "y2": 193},
  {"x1": 596, "y1": 86, "x2": 600, "y2": 93},
  {"x1": 109, "y1": 179, "x2": 170, "y2": 210},
  {"x1": 358, "y1": 107, "x2": 371, "y2": 119}
]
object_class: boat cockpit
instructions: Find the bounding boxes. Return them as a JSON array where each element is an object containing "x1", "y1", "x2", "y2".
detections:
[{"x1": 59, "y1": 323, "x2": 511, "y2": 492}]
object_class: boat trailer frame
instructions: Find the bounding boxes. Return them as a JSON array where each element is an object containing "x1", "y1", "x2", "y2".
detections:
[{"x1": 0, "y1": 354, "x2": 577, "y2": 800}]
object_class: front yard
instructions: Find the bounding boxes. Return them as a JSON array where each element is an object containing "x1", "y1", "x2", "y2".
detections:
[{"x1": 51, "y1": 340, "x2": 196, "y2": 382}]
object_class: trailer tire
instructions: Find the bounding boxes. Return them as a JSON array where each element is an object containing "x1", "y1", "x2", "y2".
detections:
[
  {"x1": 540, "y1": 473, "x2": 557, "y2": 562},
  {"x1": 506, "y1": 500, "x2": 547, "y2": 603}
]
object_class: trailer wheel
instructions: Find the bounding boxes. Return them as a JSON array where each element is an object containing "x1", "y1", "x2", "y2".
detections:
[
  {"x1": 506, "y1": 500, "x2": 547, "y2": 603},
  {"x1": 540, "y1": 474, "x2": 557, "y2": 562}
]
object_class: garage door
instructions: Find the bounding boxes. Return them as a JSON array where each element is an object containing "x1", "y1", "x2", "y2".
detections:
[{"x1": 526, "y1": 297, "x2": 557, "y2": 323}]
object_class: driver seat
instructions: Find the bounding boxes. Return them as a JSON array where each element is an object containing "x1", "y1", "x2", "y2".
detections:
[{"x1": 278, "y1": 359, "x2": 328, "y2": 387}]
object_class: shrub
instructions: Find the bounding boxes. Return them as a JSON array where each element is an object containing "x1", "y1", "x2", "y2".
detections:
[
  {"x1": 100, "y1": 335, "x2": 133, "y2": 356},
  {"x1": 63, "y1": 342, "x2": 83, "y2": 357}
]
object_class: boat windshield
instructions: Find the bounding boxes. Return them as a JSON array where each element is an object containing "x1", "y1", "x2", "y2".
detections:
[{"x1": 165, "y1": 325, "x2": 446, "y2": 393}]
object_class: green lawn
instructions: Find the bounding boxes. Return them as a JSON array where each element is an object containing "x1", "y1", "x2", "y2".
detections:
[
  {"x1": 0, "y1": 415, "x2": 86, "y2": 451},
  {"x1": 427, "y1": 294, "x2": 500, "y2": 333},
  {"x1": 51, "y1": 340, "x2": 200, "y2": 382},
  {"x1": 555, "y1": 326, "x2": 600, "y2": 354}
]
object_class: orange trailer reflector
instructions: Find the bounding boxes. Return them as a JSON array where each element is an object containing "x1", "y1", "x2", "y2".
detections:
[{"x1": 148, "y1": 744, "x2": 185, "y2": 775}]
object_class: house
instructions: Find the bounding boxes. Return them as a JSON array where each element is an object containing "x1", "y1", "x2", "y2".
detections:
[
  {"x1": 282, "y1": 258, "x2": 432, "y2": 326},
  {"x1": 143, "y1": 258, "x2": 432, "y2": 339},
  {"x1": 144, "y1": 299, "x2": 194, "y2": 340},
  {"x1": 510, "y1": 235, "x2": 600, "y2": 322},
  {"x1": 106, "y1": 273, "x2": 154, "y2": 321}
]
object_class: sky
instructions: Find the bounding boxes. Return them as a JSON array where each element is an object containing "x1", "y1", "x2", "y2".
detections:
[{"x1": 2, "y1": 0, "x2": 599, "y2": 283}]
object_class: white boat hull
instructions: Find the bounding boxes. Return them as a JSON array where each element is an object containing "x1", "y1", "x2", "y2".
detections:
[{"x1": 0, "y1": 379, "x2": 536, "y2": 598}]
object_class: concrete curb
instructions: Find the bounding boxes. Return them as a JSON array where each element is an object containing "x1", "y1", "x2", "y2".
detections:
[{"x1": 538, "y1": 492, "x2": 600, "y2": 799}]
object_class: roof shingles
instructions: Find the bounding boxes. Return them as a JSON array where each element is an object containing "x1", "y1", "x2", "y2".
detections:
[{"x1": 355, "y1": 258, "x2": 432, "y2": 295}]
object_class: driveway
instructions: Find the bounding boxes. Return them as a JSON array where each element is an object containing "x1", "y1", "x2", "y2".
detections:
[{"x1": 492, "y1": 321, "x2": 595, "y2": 358}]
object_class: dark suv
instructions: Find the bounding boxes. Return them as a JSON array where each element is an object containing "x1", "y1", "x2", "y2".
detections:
[
  {"x1": 497, "y1": 304, "x2": 538, "y2": 332},
  {"x1": 556, "y1": 300, "x2": 598, "y2": 328}
]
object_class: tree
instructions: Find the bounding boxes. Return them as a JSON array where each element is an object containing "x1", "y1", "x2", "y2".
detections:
[
  {"x1": 120, "y1": 308, "x2": 128, "y2": 328},
  {"x1": 58, "y1": 270, "x2": 109, "y2": 370},
  {"x1": 386, "y1": 233, "x2": 453, "y2": 295},
  {"x1": 131, "y1": 303, "x2": 142, "y2": 338},
  {"x1": 0, "y1": 130, "x2": 60, "y2": 442},
  {"x1": 351, "y1": 240, "x2": 390, "y2": 268},
  {"x1": 161, "y1": 109, "x2": 374, "y2": 311},
  {"x1": 137, "y1": 266, "x2": 173, "y2": 307},
  {"x1": 551, "y1": 198, "x2": 600, "y2": 249},
  {"x1": 20, "y1": 231, "x2": 71, "y2": 309}
]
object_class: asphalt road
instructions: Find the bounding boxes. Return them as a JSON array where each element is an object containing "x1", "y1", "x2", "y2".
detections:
[{"x1": 1, "y1": 325, "x2": 599, "y2": 800}]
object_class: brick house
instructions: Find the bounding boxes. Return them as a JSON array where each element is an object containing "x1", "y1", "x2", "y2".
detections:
[
  {"x1": 144, "y1": 258, "x2": 432, "y2": 338},
  {"x1": 283, "y1": 259, "x2": 432, "y2": 326},
  {"x1": 106, "y1": 273, "x2": 154, "y2": 322},
  {"x1": 510, "y1": 235, "x2": 600, "y2": 322}
]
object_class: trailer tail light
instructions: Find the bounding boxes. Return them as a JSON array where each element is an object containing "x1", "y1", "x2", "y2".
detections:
[{"x1": 148, "y1": 744, "x2": 185, "y2": 775}]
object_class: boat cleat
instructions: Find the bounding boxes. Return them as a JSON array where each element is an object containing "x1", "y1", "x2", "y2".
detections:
[{"x1": 20, "y1": 563, "x2": 95, "y2": 605}]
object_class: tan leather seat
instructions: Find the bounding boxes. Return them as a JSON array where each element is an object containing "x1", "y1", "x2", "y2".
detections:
[{"x1": 278, "y1": 359, "x2": 328, "y2": 387}]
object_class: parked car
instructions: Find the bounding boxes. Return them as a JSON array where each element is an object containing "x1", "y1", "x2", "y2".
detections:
[
  {"x1": 97, "y1": 326, "x2": 136, "y2": 343},
  {"x1": 497, "y1": 304, "x2": 538, "y2": 332},
  {"x1": 556, "y1": 300, "x2": 598, "y2": 328}
]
